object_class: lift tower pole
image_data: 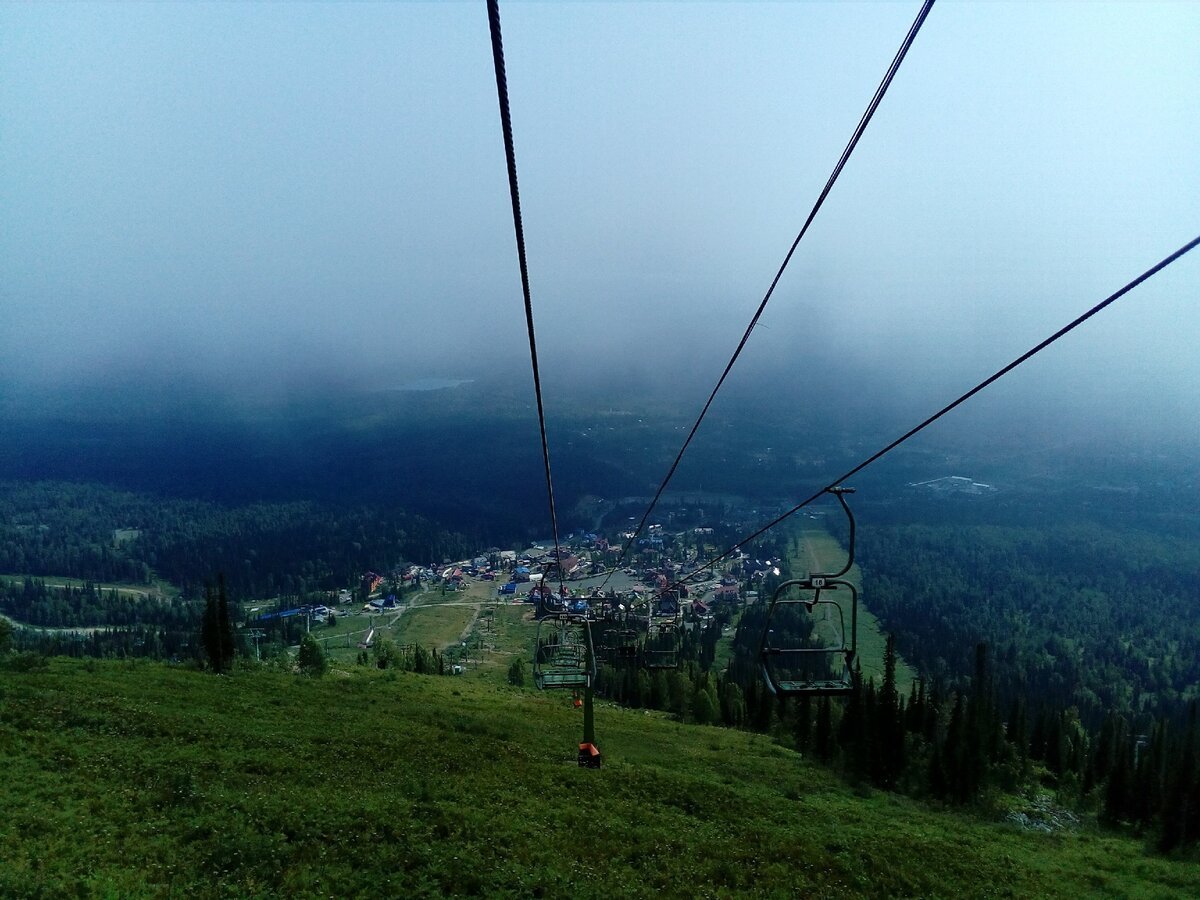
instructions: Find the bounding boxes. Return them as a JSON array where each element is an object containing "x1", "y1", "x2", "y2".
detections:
[{"x1": 583, "y1": 679, "x2": 595, "y2": 746}]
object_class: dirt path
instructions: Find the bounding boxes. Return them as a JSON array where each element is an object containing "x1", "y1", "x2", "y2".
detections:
[
  {"x1": 456, "y1": 604, "x2": 483, "y2": 643},
  {"x1": 0, "y1": 610, "x2": 105, "y2": 635},
  {"x1": 801, "y1": 531, "x2": 823, "y2": 575}
]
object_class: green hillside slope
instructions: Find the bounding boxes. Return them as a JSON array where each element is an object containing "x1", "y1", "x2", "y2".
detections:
[{"x1": 1, "y1": 660, "x2": 1195, "y2": 898}]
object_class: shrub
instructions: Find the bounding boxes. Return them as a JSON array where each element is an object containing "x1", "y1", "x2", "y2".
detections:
[
  {"x1": 507, "y1": 656, "x2": 526, "y2": 687},
  {"x1": 2, "y1": 651, "x2": 49, "y2": 672},
  {"x1": 374, "y1": 638, "x2": 401, "y2": 670},
  {"x1": 297, "y1": 634, "x2": 328, "y2": 677}
]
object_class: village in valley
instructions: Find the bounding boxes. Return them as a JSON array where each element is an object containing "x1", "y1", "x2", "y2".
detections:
[{"x1": 257, "y1": 505, "x2": 792, "y2": 677}]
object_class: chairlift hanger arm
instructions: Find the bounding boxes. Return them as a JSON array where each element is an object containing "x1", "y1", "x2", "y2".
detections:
[{"x1": 821, "y1": 487, "x2": 856, "y2": 580}]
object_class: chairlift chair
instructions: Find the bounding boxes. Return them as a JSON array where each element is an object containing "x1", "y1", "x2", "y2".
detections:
[
  {"x1": 599, "y1": 625, "x2": 640, "y2": 665},
  {"x1": 643, "y1": 596, "x2": 682, "y2": 670},
  {"x1": 643, "y1": 621, "x2": 681, "y2": 669},
  {"x1": 758, "y1": 487, "x2": 859, "y2": 697},
  {"x1": 533, "y1": 614, "x2": 596, "y2": 690}
]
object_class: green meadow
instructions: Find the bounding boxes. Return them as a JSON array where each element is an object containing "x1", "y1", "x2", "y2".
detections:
[{"x1": 2, "y1": 658, "x2": 1195, "y2": 898}]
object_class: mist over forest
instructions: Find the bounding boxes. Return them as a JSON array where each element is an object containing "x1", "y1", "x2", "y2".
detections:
[{"x1": 1, "y1": 363, "x2": 1195, "y2": 548}]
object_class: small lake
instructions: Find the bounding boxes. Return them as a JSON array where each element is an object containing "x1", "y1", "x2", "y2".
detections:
[{"x1": 395, "y1": 378, "x2": 474, "y2": 392}]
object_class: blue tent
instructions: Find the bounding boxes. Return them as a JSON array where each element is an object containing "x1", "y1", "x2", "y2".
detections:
[{"x1": 256, "y1": 607, "x2": 305, "y2": 622}]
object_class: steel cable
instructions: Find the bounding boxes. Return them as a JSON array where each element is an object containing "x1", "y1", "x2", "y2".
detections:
[
  {"x1": 663, "y1": 234, "x2": 1200, "y2": 596},
  {"x1": 487, "y1": 0, "x2": 566, "y2": 594},
  {"x1": 599, "y1": 0, "x2": 938, "y2": 591}
]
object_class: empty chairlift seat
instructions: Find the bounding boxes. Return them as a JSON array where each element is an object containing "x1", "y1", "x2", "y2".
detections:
[
  {"x1": 533, "y1": 615, "x2": 596, "y2": 690},
  {"x1": 758, "y1": 487, "x2": 860, "y2": 697}
]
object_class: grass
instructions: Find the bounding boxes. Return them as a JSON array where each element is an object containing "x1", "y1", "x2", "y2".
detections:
[
  {"x1": 306, "y1": 615, "x2": 373, "y2": 661},
  {"x1": 467, "y1": 602, "x2": 539, "y2": 677},
  {"x1": 788, "y1": 530, "x2": 919, "y2": 692},
  {"x1": 311, "y1": 604, "x2": 476, "y2": 664},
  {"x1": 391, "y1": 603, "x2": 478, "y2": 651},
  {"x1": 710, "y1": 608, "x2": 744, "y2": 674},
  {"x1": 1, "y1": 658, "x2": 1195, "y2": 898},
  {"x1": 309, "y1": 586, "x2": 495, "y2": 664}
]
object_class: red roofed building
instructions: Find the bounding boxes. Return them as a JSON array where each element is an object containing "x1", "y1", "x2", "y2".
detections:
[{"x1": 714, "y1": 584, "x2": 740, "y2": 602}]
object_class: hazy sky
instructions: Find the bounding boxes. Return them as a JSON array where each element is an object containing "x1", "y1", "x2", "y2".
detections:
[{"x1": 2, "y1": 1, "x2": 1197, "y2": 438}]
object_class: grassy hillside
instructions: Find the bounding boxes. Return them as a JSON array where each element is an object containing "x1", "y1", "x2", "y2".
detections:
[{"x1": 2, "y1": 659, "x2": 1195, "y2": 898}]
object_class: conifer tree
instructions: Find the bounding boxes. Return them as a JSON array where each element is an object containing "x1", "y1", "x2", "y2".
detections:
[
  {"x1": 794, "y1": 695, "x2": 812, "y2": 751},
  {"x1": 690, "y1": 673, "x2": 719, "y2": 725},
  {"x1": 1133, "y1": 721, "x2": 1168, "y2": 828},
  {"x1": 297, "y1": 633, "x2": 327, "y2": 677},
  {"x1": 923, "y1": 681, "x2": 942, "y2": 743},
  {"x1": 906, "y1": 679, "x2": 924, "y2": 735},
  {"x1": 650, "y1": 670, "x2": 669, "y2": 710},
  {"x1": 1102, "y1": 738, "x2": 1133, "y2": 826},
  {"x1": 1159, "y1": 702, "x2": 1197, "y2": 851},
  {"x1": 506, "y1": 656, "x2": 526, "y2": 686},
  {"x1": 1029, "y1": 709, "x2": 1049, "y2": 763},
  {"x1": 200, "y1": 575, "x2": 235, "y2": 674},
  {"x1": 815, "y1": 695, "x2": 834, "y2": 761},
  {"x1": 942, "y1": 693, "x2": 967, "y2": 802},
  {"x1": 1044, "y1": 712, "x2": 1065, "y2": 777},
  {"x1": 1087, "y1": 713, "x2": 1122, "y2": 795},
  {"x1": 216, "y1": 575, "x2": 235, "y2": 671},
  {"x1": 839, "y1": 665, "x2": 869, "y2": 781},
  {"x1": 873, "y1": 634, "x2": 904, "y2": 789},
  {"x1": 1006, "y1": 696, "x2": 1028, "y2": 758},
  {"x1": 721, "y1": 679, "x2": 747, "y2": 729},
  {"x1": 928, "y1": 732, "x2": 949, "y2": 800}
]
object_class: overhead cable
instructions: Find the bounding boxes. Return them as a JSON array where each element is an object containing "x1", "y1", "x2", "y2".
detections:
[
  {"x1": 600, "y1": 0, "x2": 938, "y2": 591},
  {"x1": 486, "y1": 0, "x2": 566, "y2": 593},
  {"x1": 662, "y1": 233, "x2": 1200, "y2": 596}
]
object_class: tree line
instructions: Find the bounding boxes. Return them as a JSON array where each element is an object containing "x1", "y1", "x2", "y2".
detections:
[
  {"x1": 0, "y1": 480, "x2": 472, "y2": 600},
  {"x1": 0, "y1": 577, "x2": 192, "y2": 629},
  {"x1": 857, "y1": 521, "x2": 1200, "y2": 731}
]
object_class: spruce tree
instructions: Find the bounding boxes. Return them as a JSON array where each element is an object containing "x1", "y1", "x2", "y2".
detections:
[
  {"x1": 839, "y1": 665, "x2": 868, "y2": 781},
  {"x1": 297, "y1": 633, "x2": 327, "y2": 677},
  {"x1": 1159, "y1": 702, "x2": 1197, "y2": 851},
  {"x1": 815, "y1": 695, "x2": 834, "y2": 761},
  {"x1": 200, "y1": 582, "x2": 221, "y2": 673},
  {"x1": 943, "y1": 694, "x2": 967, "y2": 802},
  {"x1": 906, "y1": 679, "x2": 925, "y2": 735},
  {"x1": 216, "y1": 575, "x2": 235, "y2": 672},
  {"x1": 794, "y1": 695, "x2": 812, "y2": 751},
  {"x1": 874, "y1": 634, "x2": 904, "y2": 789},
  {"x1": 1102, "y1": 738, "x2": 1133, "y2": 827},
  {"x1": 1133, "y1": 721, "x2": 1168, "y2": 828},
  {"x1": 1006, "y1": 697, "x2": 1028, "y2": 759},
  {"x1": 1044, "y1": 712, "x2": 1065, "y2": 777},
  {"x1": 924, "y1": 681, "x2": 942, "y2": 743}
]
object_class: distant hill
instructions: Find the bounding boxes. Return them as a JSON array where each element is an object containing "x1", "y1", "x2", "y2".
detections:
[{"x1": 2, "y1": 658, "x2": 1196, "y2": 897}]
